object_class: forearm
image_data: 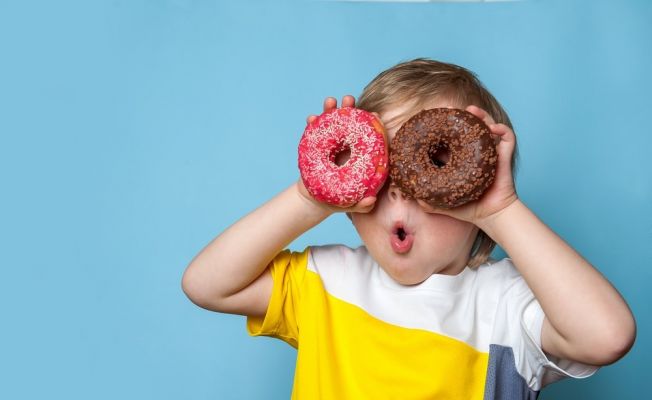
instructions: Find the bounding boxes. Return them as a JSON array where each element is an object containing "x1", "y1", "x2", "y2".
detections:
[
  {"x1": 184, "y1": 181, "x2": 332, "y2": 300},
  {"x1": 479, "y1": 200, "x2": 635, "y2": 352}
]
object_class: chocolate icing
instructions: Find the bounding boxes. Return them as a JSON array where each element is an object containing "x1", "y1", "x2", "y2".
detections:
[{"x1": 389, "y1": 108, "x2": 497, "y2": 208}]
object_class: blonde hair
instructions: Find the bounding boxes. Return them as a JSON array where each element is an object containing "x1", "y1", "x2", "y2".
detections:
[{"x1": 356, "y1": 58, "x2": 519, "y2": 268}]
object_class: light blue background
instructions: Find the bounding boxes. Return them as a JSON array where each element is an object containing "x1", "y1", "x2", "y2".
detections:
[{"x1": 1, "y1": 0, "x2": 650, "y2": 399}]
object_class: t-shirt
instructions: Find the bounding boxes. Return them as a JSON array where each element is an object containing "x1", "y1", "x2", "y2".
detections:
[{"x1": 246, "y1": 244, "x2": 599, "y2": 399}]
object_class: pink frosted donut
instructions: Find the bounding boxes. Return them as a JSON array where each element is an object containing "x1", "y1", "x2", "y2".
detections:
[{"x1": 298, "y1": 107, "x2": 388, "y2": 206}]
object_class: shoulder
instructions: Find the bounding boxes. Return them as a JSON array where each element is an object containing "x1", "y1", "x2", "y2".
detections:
[
  {"x1": 308, "y1": 244, "x2": 373, "y2": 272},
  {"x1": 305, "y1": 244, "x2": 375, "y2": 294},
  {"x1": 474, "y1": 257, "x2": 532, "y2": 295},
  {"x1": 475, "y1": 256, "x2": 518, "y2": 277}
]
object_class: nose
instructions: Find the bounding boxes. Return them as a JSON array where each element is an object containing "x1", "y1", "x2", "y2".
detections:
[{"x1": 388, "y1": 184, "x2": 409, "y2": 203}]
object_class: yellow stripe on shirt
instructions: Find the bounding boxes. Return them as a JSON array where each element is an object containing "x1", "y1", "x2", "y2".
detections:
[{"x1": 248, "y1": 248, "x2": 490, "y2": 399}]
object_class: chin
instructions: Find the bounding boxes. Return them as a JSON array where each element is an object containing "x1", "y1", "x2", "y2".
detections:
[
  {"x1": 383, "y1": 261, "x2": 429, "y2": 286},
  {"x1": 392, "y1": 273, "x2": 428, "y2": 286},
  {"x1": 395, "y1": 276, "x2": 427, "y2": 286}
]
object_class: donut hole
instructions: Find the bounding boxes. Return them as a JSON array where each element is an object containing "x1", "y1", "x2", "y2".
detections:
[
  {"x1": 331, "y1": 144, "x2": 352, "y2": 166},
  {"x1": 429, "y1": 144, "x2": 451, "y2": 168}
]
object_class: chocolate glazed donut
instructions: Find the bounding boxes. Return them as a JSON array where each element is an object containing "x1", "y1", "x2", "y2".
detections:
[{"x1": 389, "y1": 108, "x2": 498, "y2": 208}]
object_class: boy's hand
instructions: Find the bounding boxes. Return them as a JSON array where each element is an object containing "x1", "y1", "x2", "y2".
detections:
[
  {"x1": 306, "y1": 95, "x2": 381, "y2": 127},
  {"x1": 416, "y1": 105, "x2": 518, "y2": 227},
  {"x1": 300, "y1": 95, "x2": 380, "y2": 215},
  {"x1": 296, "y1": 179, "x2": 377, "y2": 215}
]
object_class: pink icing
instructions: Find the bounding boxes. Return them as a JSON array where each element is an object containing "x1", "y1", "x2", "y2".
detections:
[{"x1": 298, "y1": 107, "x2": 388, "y2": 206}]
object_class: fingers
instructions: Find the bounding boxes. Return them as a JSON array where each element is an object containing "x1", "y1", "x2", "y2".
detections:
[
  {"x1": 341, "y1": 95, "x2": 356, "y2": 108},
  {"x1": 323, "y1": 95, "x2": 355, "y2": 112},
  {"x1": 466, "y1": 105, "x2": 496, "y2": 126},
  {"x1": 465, "y1": 104, "x2": 516, "y2": 150},
  {"x1": 416, "y1": 198, "x2": 475, "y2": 223},
  {"x1": 489, "y1": 123, "x2": 515, "y2": 143},
  {"x1": 416, "y1": 199, "x2": 437, "y2": 213},
  {"x1": 486, "y1": 123, "x2": 516, "y2": 159},
  {"x1": 346, "y1": 196, "x2": 376, "y2": 214},
  {"x1": 307, "y1": 95, "x2": 357, "y2": 125},
  {"x1": 323, "y1": 96, "x2": 337, "y2": 112},
  {"x1": 329, "y1": 196, "x2": 376, "y2": 213},
  {"x1": 416, "y1": 199, "x2": 453, "y2": 215},
  {"x1": 488, "y1": 123, "x2": 516, "y2": 182}
]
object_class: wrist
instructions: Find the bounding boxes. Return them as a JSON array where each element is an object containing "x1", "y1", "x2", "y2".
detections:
[
  {"x1": 292, "y1": 180, "x2": 335, "y2": 220},
  {"x1": 476, "y1": 198, "x2": 524, "y2": 243}
]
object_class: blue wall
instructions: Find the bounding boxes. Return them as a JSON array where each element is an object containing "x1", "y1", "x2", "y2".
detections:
[{"x1": 1, "y1": 0, "x2": 649, "y2": 398}]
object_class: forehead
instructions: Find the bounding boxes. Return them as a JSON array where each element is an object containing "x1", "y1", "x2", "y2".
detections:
[{"x1": 379, "y1": 98, "x2": 457, "y2": 140}]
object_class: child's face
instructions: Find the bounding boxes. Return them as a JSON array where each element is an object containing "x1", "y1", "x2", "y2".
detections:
[{"x1": 351, "y1": 99, "x2": 479, "y2": 285}]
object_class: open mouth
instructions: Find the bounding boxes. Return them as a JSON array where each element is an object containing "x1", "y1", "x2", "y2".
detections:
[{"x1": 390, "y1": 222, "x2": 414, "y2": 254}]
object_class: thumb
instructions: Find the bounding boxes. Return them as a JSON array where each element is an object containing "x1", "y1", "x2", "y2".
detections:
[
  {"x1": 350, "y1": 196, "x2": 377, "y2": 213},
  {"x1": 416, "y1": 199, "x2": 454, "y2": 216},
  {"x1": 417, "y1": 198, "x2": 477, "y2": 223}
]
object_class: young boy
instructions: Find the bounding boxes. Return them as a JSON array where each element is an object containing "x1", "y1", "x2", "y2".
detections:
[{"x1": 182, "y1": 59, "x2": 636, "y2": 399}]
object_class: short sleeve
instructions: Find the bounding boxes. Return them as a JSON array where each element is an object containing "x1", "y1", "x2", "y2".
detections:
[
  {"x1": 520, "y1": 294, "x2": 600, "y2": 388},
  {"x1": 496, "y1": 271, "x2": 600, "y2": 391},
  {"x1": 246, "y1": 247, "x2": 310, "y2": 348}
]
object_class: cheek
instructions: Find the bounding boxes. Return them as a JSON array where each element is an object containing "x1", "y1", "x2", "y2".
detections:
[
  {"x1": 351, "y1": 212, "x2": 377, "y2": 235},
  {"x1": 351, "y1": 212, "x2": 385, "y2": 247},
  {"x1": 423, "y1": 214, "x2": 477, "y2": 245}
]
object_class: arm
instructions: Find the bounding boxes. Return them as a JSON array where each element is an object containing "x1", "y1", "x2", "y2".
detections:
[
  {"x1": 181, "y1": 181, "x2": 331, "y2": 316},
  {"x1": 181, "y1": 95, "x2": 376, "y2": 317},
  {"x1": 418, "y1": 105, "x2": 636, "y2": 366},
  {"x1": 479, "y1": 199, "x2": 636, "y2": 366}
]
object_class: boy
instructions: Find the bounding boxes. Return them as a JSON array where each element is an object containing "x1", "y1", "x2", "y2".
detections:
[{"x1": 182, "y1": 58, "x2": 636, "y2": 399}]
